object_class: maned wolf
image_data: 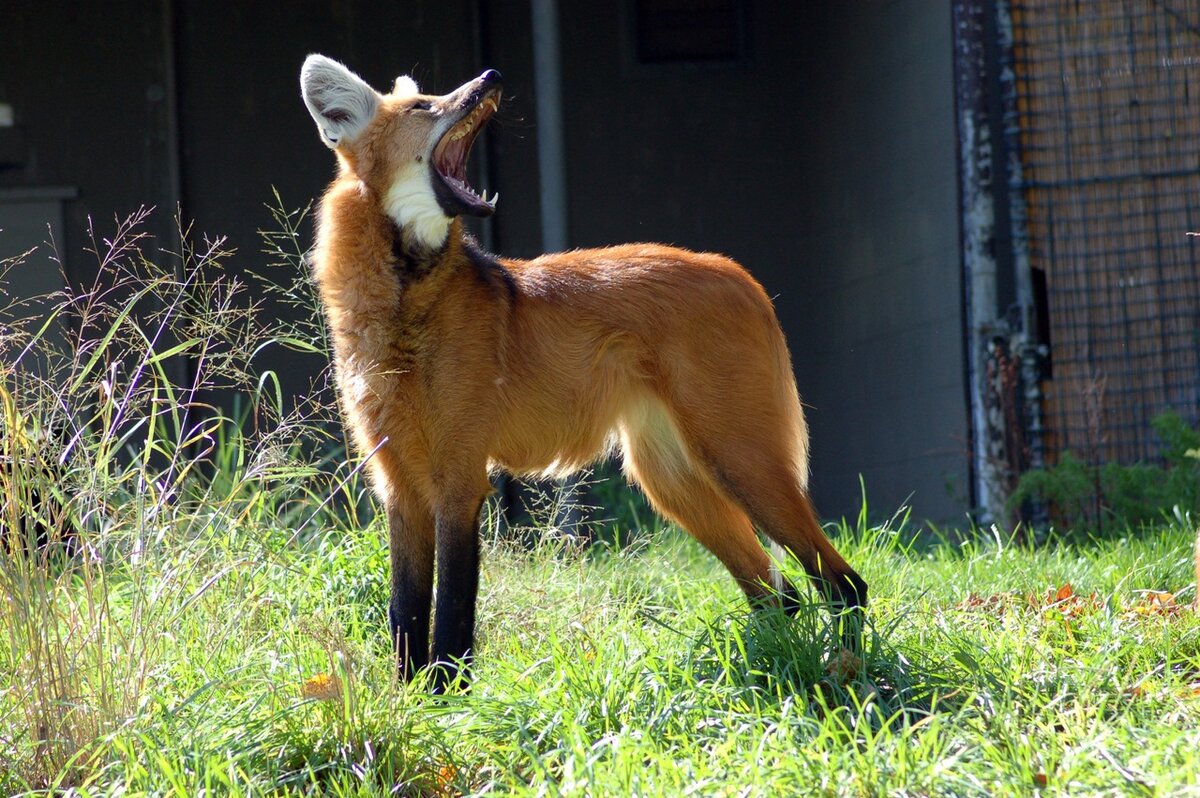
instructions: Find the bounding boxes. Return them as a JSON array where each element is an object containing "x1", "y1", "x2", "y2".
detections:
[{"x1": 300, "y1": 55, "x2": 866, "y2": 690}]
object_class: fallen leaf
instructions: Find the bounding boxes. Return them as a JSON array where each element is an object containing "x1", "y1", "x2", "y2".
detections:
[
  {"x1": 955, "y1": 592, "x2": 1022, "y2": 613},
  {"x1": 436, "y1": 762, "x2": 460, "y2": 796},
  {"x1": 1039, "y1": 583, "x2": 1101, "y2": 618},
  {"x1": 300, "y1": 672, "x2": 342, "y2": 702},
  {"x1": 1127, "y1": 679, "x2": 1155, "y2": 699},
  {"x1": 1127, "y1": 590, "x2": 1188, "y2": 619},
  {"x1": 824, "y1": 648, "x2": 860, "y2": 683}
]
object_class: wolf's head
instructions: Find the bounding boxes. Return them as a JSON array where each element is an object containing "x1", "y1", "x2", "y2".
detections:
[{"x1": 301, "y1": 55, "x2": 502, "y2": 251}]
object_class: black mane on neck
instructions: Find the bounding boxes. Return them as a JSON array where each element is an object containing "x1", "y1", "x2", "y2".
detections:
[
  {"x1": 389, "y1": 221, "x2": 441, "y2": 283},
  {"x1": 387, "y1": 221, "x2": 517, "y2": 299},
  {"x1": 463, "y1": 235, "x2": 518, "y2": 299}
]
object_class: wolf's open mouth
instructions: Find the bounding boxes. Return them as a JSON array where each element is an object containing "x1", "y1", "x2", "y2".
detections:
[{"x1": 432, "y1": 88, "x2": 501, "y2": 216}]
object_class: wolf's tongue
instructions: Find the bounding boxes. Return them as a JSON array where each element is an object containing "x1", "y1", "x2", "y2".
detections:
[{"x1": 435, "y1": 136, "x2": 468, "y2": 182}]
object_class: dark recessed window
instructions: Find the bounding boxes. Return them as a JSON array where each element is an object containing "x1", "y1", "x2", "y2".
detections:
[{"x1": 634, "y1": 0, "x2": 746, "y2": 65}]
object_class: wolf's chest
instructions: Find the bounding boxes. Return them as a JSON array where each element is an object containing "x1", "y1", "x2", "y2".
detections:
[{"x1": 333, "y1": 342, "x2": 425, "y2": 445}]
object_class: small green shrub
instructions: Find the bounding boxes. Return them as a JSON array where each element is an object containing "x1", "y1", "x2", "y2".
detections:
[{"x1": 1011, "y1": 411, "x2": 1200, "y2": 531}]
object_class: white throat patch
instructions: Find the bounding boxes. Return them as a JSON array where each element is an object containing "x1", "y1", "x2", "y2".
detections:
[{"x1": 384, "y1": 162, "x2": 451, "y2": 251}]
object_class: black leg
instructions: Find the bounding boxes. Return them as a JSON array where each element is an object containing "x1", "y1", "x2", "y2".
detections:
[
  {"x1": 776, "y1": 575, "x2": 806, "y2": 617},
  {"x1": 834, "y1": 570, "x2": 868, "y2": 652},
  {"x1": 800, "y1": 562, "x2": 868, "y2": 653},
  {"x1": 387, "y1": 506, "x2": 434, "y2": 682},
  {"x1": 429, "y1": 499, "x2": 483, "y2": 692}
]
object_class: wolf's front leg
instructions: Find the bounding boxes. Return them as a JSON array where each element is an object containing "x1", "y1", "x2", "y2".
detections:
[
  {"x1": 387, "y1": 504, "x2": 435, "y2": 682},
  {"x1": 429, "y1": 497, "x2": 485, "y2": 693}
]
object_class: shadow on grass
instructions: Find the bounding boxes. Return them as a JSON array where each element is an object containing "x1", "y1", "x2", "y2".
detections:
[{"x1": 670, "y1": 600, "x2": 975, "y2": 731}]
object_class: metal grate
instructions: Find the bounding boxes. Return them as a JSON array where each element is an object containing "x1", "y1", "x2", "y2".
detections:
[{"x1": 1010, "y1": 0, "x2": 1200, "y2": 465}]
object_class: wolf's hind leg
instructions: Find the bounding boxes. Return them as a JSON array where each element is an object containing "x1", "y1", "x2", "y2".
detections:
[
  {"x1": 657, "y1": 394, "x2": 867, "y2": 650},
  {"x1": 712, "y1": 465, "x2": 867, "y2": 651},
  {"x1": 618, "y1": 402, "x2": 792, "y2": 606}
]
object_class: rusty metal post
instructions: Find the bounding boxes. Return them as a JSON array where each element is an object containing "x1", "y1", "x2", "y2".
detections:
[
  {"x1": 995, "y1": 0, "x2": 1048, "y2": 503},
  {"x1": 953, "y1": 0, "x2": 1008, "y2": 524}
]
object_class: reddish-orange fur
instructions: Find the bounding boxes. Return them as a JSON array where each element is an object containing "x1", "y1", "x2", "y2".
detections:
[{"x1": 303, "y1": 58, "x2": 865, "y2": 687}]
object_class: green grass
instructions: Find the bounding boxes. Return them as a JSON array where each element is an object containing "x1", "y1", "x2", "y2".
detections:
[
  {"x1": 4, "y1": 512, "x2": 1200, "y2": 796},
  {"x1": 3, "y1": 208, "x2": 1200, "y2": 796}
]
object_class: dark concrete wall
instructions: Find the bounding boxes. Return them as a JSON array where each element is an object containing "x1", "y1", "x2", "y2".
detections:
[
  {"x1": 0, "y1": 5, "x2": 179, "y2": 283},
  {"x1": 791, "y1": 3, "x2": 969, "y2": 523},
  {"x1": 476, "y1": 0, "x2": 545, "y2": 259},
  {"x1": 550, "y1": 1, "x2": 968, "y2": 523}
]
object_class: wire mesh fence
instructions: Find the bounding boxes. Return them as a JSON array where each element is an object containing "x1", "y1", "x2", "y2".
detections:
[{"x1": 1010, "y1": 0, "x2": 1200, "y2": 466}]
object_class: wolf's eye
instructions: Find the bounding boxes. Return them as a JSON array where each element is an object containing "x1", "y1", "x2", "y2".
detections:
[{"x1": 411, "y1": 101, "x2": 432, "y2": 112}]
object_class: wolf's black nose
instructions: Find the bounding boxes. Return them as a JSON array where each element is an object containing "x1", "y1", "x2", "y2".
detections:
[{"x1": 481, "y1": 69, "x2": 502, "y2": 83}]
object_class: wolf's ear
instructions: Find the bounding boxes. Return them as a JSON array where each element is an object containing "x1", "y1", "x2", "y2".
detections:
[
  {"x1": 393, "y1": 75, "x2": 420, "y2": 96},
  {"x1": 300, "y1": 55, "x2": 379, "y2": 149}
]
